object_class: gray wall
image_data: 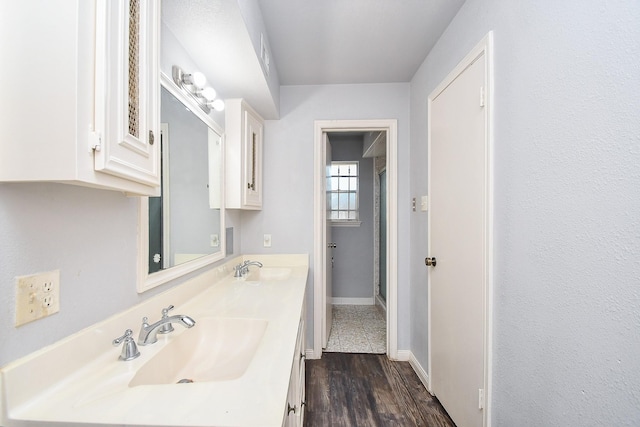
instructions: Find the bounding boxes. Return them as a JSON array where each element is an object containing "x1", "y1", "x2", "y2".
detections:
[
  {"x1": 239, "y1": 83, "x2": 411, "y2": 348},
  {"x1": 0, "y1": 183, "x2": 139, "y2": 366},
  {"x1": 329, "y1": 135, "x2": 374, "y2": 299},
  {"x1": 409, "y1": 0, "x2": 640, "y2": 425}
]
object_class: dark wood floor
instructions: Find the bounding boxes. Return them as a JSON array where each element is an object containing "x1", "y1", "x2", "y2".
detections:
[{"x1": 305, "y1": 353, "x2": 456, "y2": 427}]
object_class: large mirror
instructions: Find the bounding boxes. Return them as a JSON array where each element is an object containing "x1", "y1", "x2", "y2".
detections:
[{"x1": 137, "y1": 73, "x2": 225, "y2": 292}]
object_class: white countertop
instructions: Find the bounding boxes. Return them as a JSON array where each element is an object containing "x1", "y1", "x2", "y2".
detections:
[{"x1": 0, "y1": 254, "x2": 308, "y2": 427}]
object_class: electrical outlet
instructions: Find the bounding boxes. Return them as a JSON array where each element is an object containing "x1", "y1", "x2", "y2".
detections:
[
  {"x1": 210, "y1": 234, "x2": 219, "y2": 247},
  {"x1": 15, "y1": 269, "x2": 60, "y2": 326}
]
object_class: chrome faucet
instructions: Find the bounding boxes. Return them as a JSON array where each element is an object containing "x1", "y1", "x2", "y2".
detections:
[
  {"x1": 233, "y1": 260, "x2": 263, "y2": 278},
  {"x1": 137, "y1": 313, "x2": 196, "y2": 346}
]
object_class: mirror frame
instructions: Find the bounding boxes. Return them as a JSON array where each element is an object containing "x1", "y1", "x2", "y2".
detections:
[{"x1": 137, "y1": 72, "x2": 226, "y2": 293}]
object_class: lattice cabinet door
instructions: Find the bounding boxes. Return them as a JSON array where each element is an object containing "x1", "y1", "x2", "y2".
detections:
[
  {"x1": 93, "y1": 0, "x2": 161, "y2": 188},
  {"x1": 225, "y1": 99, "x2": 264, "y2": 210}
]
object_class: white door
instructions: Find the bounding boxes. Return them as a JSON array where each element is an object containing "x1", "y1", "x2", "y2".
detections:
[
  {"x1": 428, "y1": 51, "x2": 488, "y2": 427},
  {"x1": 322, "y1": 135, "x2": 333, "y2": 348}
]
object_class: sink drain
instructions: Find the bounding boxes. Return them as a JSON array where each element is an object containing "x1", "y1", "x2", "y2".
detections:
[{"x1": 177, "y1": 378, "x2": 194, "y2": 384}]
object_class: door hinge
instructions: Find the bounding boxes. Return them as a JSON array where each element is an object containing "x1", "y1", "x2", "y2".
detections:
[
  {"x1": 90, "y1": 131, "x2": 102, "y2": 152},
  {"x1": 479, "y1": 86, "x2": 485, "y2": 107},
  {"x1": 478, "y1": 388, "x2": 484, "y2": 410}
]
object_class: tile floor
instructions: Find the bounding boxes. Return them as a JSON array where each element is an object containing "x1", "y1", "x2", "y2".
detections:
[{"x1": 324, "y1": 304, "x2": 386, "y2": 354}]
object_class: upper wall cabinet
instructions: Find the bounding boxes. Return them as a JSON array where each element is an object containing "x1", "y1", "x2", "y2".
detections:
[
  {"x1": 93, "y1": 0, "x2": 160, "y2": 189},
  {"x1": 225, "y1": 99, "x2": 264, "y2": 210},
  {"x1": 0, "y1": 0, "x2": 160, "y2": 196}
]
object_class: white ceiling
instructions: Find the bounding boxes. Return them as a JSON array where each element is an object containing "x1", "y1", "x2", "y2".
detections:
[
  {"x1": 161, "y1": 0, "x2": 465, "y2": 118},
  {"x1": 257, "y1": 0, "x2": 466, "y2": 85}
]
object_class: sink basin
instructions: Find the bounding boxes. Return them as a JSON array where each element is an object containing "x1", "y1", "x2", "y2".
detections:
[
  {"x1": 129, "y1": 317, "x2": 268, "y2": 386},
  {"x1": 247, "y1": 267, "x2": 291, "y2": 281}
]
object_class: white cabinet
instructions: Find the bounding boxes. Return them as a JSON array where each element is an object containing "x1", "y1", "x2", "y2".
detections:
[
  {"x1": 0, "y1": 0, "x2": 160, "y2": 196},
  {"x1": 225, "y1": 99, "x2": 264, "y2": 209},
  {"x1": 283, "y1": 313, "x2": 306, "y2": 426}
]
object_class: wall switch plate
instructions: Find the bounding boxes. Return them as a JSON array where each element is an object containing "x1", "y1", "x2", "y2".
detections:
[
  {"x1": 421, "y1": 195, "x2": 429, "y2": 212},
  {"x1": 15, "y1": 269, "x2": 60, "y2": 326},
  {"x1": 263, "y1": 234, "x2": 272, "y2": 248}
]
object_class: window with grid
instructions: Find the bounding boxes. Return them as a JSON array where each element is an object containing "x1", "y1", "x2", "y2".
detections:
[{"x1": 328, "y1": 161, "x2": 359, "y2": 223}]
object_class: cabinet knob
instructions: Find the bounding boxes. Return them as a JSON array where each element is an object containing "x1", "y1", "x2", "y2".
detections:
[{"x1": 149, "y1": 130, "x2": 155, "y2": 145}]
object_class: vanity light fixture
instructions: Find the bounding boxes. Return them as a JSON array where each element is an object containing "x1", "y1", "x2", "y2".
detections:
[{"x1": 172, "y1": 65, "x2": 225, "y2": 114}]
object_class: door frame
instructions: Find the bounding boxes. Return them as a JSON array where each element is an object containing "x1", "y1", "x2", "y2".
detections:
[
  {"x1": 312, "y1": 119, "x2": 398, "y2": 360},
  {"x1": 427, "y1": 32, "x2": 494, "y2": 425},
  {"x1": 374, "y1": 166, "x2": 387, "y2": 308}
]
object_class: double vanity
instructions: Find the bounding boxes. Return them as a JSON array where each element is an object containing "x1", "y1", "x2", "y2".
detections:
[{"x1": 0, "y1": 255, "x2": 308, "y2": 427}]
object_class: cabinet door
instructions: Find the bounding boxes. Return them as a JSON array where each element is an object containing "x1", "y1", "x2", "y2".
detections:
[
  {"x1": 296, "y1": 319, "x2": 306, "y2": 426},
  {"x1": 283, "y1": 360, "x2": 298, "y2": 427},
  {"x1": 94, "y1": 0, "x2": 160, "y2": 187},
  {"x1": 243, "y1": 110, "x2": 263, "y2": 207}
]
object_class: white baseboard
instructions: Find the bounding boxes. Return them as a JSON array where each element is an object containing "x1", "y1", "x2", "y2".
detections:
[
  {"x1": 305, "y1": 348, "x2": 319, "y2": 360},
  {"x1": 408, "y1": 352, "x2": 431, "y2": 394},
  {"x1": 332, "y1": 297, "x2": 375, "y2": 305},
  {"x1": 395, "y1": 349, "x2": 411, "y2": 361}
]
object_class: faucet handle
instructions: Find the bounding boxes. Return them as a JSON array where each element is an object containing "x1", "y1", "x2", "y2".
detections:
[
  {"x1": 161, "y1": 305, "x2": 174, "y2": 316},
  {"x1": 112, "y1": 329, "x2": 140, "y2": 361},
  {"x1": 158, "y1": 305, "x2": 175, "y2": 334},
  {"x1": 234, "y1": 263, "x2": 244, "y2": 277}
]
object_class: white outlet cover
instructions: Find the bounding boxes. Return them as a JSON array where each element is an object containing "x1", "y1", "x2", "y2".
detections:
[{"x1": 15, "y1": 269, "x2": 60, "y2": 326}]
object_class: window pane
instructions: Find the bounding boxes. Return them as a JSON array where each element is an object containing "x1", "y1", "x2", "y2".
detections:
[
  {"x1": 338, "y1": 211, "x2": 348, "y2": 219},
  {"x1": 338, "y1": 177, "x2": 349, "y2": 190},
  {"x1": 349, "y1": 164, "x2": 358, "y2": 176},
  {"x1": 339, "y1": 193, "x2": 348, "y2": 210},
  {"x1": 331, "y1": 164, "x2": 339, "y2": 176},
  {"x1": 331, "y1": 193, "x2": 338, "y2": 210},
  {"x1": 349, "y1": 193, "x2": 356, "y2": 209},
  {"x1": 349, "y1": 177, "x2": 357, "y2": 190},
  {"x1": 331, "y1": 177, "x2": 338, "y2": 190},
  {"x1": 348, "y1": 211, "x2": 357, "y2": 220}
]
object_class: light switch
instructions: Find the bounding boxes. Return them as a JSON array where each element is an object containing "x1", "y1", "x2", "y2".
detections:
[
  {"x1": 264, "y1": 234, "x2": 272, "y2": 248},
  {"x1": 421, "y1": 195, "x2": 429, "y2": 212}
]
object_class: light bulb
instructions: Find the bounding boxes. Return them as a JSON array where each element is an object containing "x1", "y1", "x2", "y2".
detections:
[
  {"x1": 210, "y1": 99, "x2": 225, "y2": 112},
  {"x1": 200, "y1": 87, "x2": 217, "y2": 101},
  {"x1": 192, "y1": 72, "x2": 206, "y2": 88}
]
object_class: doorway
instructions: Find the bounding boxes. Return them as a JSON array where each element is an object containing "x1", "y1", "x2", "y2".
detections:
[
  {"x1": 313, "y1": 119, "x2": 398, "y2": 360},
  {"x1": 322, "y1": 133, "x2": 386, "y2": 354}
]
